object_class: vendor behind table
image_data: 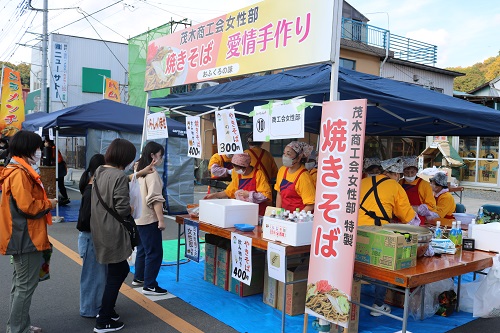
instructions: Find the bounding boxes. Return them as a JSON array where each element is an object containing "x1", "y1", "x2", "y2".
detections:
[
  {"x1": 204, "y1": 153, "x2": 271, "y2": 216},
  {"x1": 274, "y1": 141, "x2": 315, "y2": 213},
  {"x1": 244, "y1": 131, "x2": 278, "y2": 183},
  {"x1": 208, "y1": 153, "x2": 233, "y2": 178},
  {"x1": 424, "y1": 172, "x2": 456, "y2": 219}
]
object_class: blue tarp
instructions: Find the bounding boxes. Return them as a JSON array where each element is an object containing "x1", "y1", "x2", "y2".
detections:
[
  {"x1": 22, "y1": 99, "x2": 186, "y2": 137},
  {"x1": 149, "y1": 64, "x2": 500, "y2": 136}
]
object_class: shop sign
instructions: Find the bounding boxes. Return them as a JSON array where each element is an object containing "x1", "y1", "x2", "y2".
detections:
[
  {"x1": 305, "y1": 99, "x2": 367, "y2": 327},
  {"x1": 215, "y1": 109, "x2": 243, "y2": 155},
  {"x1": 144, "y1": 0, "x2": 335, "y2": 90},
  {"x1": 0, "y1": 67, "x2": 25, "y2": 136},
  {"x1": 251, "y1": 99, "x2": 307, "y2": 141},
  {"x1": 231, "y1": 232, "x2": 253, "y2": 286},
  {"x1": 51, "y1": 42, "x2": 68, "y2": 102},
  {"x1": 184, "y1": 219, "x2": 200, "y2": 262},
  {"x1": 146, "y1": 112, "x2": 169, "y2": 140},
  {"x1": 186, "y1": 116, "x2": 202, "y2": 158}
]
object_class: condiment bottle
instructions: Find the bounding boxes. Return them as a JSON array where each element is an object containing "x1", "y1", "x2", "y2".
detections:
[
  {"x1": 456, "y1": 221, "x2": 463, "y2": 246},
  {"x1": 434, "y1": 221, "x2": 443, "y2": 239},
  {"x1": 449, "y1": 221, "x2": 458, "y2": 246}
]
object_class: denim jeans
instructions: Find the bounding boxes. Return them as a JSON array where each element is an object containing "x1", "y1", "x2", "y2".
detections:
[
  {"x1": 78, "y1": 231, "x2": 107, "y2": 317},
  {"x1": 374, "y1": 284, "x2": 388, "y2": 306},
  {"x1": 96, "y1": 260, "x2": 129, "y2": 324},
  {"x1": 7, "y1": 251, "x2": 42, "y2": 333},
  {"x1": 134, "y1": 222, "x2": 163, "y2": 289}
]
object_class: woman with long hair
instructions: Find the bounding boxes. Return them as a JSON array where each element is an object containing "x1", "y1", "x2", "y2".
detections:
[
  {"x1": 132, "y1": 141, "x2": 168, "y2": 296},
  {"x1": 77, "y1": 154, "x2": 107, "y2": 318}
]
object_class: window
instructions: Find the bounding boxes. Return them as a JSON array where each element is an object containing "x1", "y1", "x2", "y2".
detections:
[
  {"x1": 270, "y1": 139, "x2": 294, "y2": 157},
  {"x1": 339, "y1": 58, "x2": 356, "y2": 70}
]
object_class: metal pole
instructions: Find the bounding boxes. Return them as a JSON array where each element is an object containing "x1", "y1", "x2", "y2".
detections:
[
  {"x1": 140, "y1": 91, "x2": 151, "y2": 151},
  {"x1": 329, "y1": 0, "x2": 343, "y2": 102},
  {"x1": 41, "y1": 0, "x2": 48, "y2": 113}
]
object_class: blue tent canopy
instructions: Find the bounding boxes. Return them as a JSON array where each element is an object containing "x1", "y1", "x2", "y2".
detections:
[
  {"x1": 23, "y1": 99, "x2": 186, "y2": 137},
  {"x1": 148, "y1": 64, "x2": 500, "y2": 136}
]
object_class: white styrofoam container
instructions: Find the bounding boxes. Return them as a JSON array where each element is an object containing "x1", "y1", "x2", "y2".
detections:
[
  {"x1": 262, "y1": 216, "x2": 313, "y2": 246},
  {"x1": 470, "y1": 222, "x2": 500, "y2": 252},
  {"x1": 198, "y1": 199, "x2": 258, "y2": 228}
]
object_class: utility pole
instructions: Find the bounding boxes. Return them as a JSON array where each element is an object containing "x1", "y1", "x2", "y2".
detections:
[{"x1": 41, "y1": 0, "x2": 48, "y2": 113}]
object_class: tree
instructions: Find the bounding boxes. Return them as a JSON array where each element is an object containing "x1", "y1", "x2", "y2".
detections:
[
  {"x1": 447, "y1": 52, "x2": 500, "y2": 92},
  {"x1": 0, "y1": 61, "x2": 31, "y2": 88}
]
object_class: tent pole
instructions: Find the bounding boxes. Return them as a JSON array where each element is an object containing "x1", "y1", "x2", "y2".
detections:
[
  {"x1": 329, "y1": 0, "x2": 343, "y2": 102},
  {"x1": 141, "y1": 91, "x2": 151, "y2": 151},
  {"x1": 54, "y1": 128, "x2": 62, "y2": 222}
]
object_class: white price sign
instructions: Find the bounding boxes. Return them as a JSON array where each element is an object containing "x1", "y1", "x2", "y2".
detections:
[
  {"x1": 215, "y1": 109, "x2": 243, "y2": 155},
  {"x1": 186, "y1": 116, "x2": 202, "y2": 158},
  {"x1": 231, "y1": 232, "x2": 252, "y2": 286},
  {"x1": 146, "y1": 112, "x2": 169, "y2": 140}
]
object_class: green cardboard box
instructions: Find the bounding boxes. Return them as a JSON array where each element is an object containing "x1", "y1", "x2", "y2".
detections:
[{"x1": 355, "y1": 226, "x2": 418, "y2": 270}]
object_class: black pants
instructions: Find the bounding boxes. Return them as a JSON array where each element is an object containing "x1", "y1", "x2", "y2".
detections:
[
  {"x1": 57, "y1": 162, "x2": 68, "y2": 199},
  {"x1": 96, "y1": 260, "x2": 129, "y2": 324}
]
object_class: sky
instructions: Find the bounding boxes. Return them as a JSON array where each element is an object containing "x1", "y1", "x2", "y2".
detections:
[{"x1": 0, "y1": 0, "x2": 499, "y2": 69}]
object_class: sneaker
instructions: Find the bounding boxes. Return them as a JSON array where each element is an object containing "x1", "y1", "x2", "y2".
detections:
[
  {"x1": 143, "y1": 286, "x2": 168, "y2": 296},
  {"x1": 93, "y1": 320, "x2": 124, "y2": 333},
  {"x1": 59, "y1": 197, "x2": 70, "y2": 206},
  {"x1": 96, "y1": 310, "x2": 119, "y2": 321},
  {"x1": 131, "y1": 278, "x2": 144, "y2": 286},
  {"x1": 370, "y1": 303, "x2": 391, "y2": 317}
]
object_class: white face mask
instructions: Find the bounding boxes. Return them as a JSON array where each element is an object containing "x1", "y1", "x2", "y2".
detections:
[
  {"x1": 235, "y1": 168, "x2": 245, "y2": 175},
  {"x1": 405, "y1": 175, "x2": 416, "y2": 182},
  {"x1": 305, "y1": 162, "x2": 315, "y2": 170},
  {"x1": 28, "y1": 150, "x2": 42, "y2": 165},
  {"x1": 282, "y1": 155, "x2": 294, "y2": 167}
]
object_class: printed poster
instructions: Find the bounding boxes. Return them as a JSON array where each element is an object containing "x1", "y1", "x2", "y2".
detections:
[
  {"x1": 305, "y1": 99, "x2": 367, "y2": 328},
  {"x1": 184, "y1": 219, "x2": 200, "y2": 263},
  {"x1": 186, "y1": 116, "x2": 202, "y2": 158},
  {"x1": 251, "y1": 99, "x2": 306, "y2": 141},
  {"x1": 104, "y1": 78, "x2": 121, "y2": 102},
  {"x1": 231, "y1": 233, "x2": 252, "y2": 286},
  {"x1": 146, "y1": 112, "x2": 169, "y2": 140},
  {"x1": 0, "y1": 67, "x2": 25, "y2": 137},
  {"x1": 144, "y1": 0, "x2": 336, "y2": 89},
  {"x1": 215, "y1": 109, "x2": 243, "y2": 155},
  {"x1": 266, "y1": 242, "x2": 286, "y2": 283}
]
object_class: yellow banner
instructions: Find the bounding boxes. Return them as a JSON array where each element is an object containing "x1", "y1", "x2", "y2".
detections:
[
  {"x1": 0, "y1": 67, "x2": 25, "y2": 137},
  {"x1": 104, "y1": 77, "x2": 121, "y2": 102},
  {"x1": 144, "y1": 0, "x2": 335, "y2": 90}
]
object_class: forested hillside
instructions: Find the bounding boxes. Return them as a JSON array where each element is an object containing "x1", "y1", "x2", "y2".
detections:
[{"x1": 447, "y1": 52, "x2": 500, "y2": 92}]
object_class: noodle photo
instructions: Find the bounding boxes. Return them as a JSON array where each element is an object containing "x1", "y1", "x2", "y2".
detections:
[{"x1": 305, "y1": 280, "x2": 350, "y2": 323}]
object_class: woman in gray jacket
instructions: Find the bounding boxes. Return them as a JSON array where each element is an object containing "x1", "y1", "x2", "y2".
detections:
[{"x1": 90, "y1": 138, "x2": 136, "y2": 333}]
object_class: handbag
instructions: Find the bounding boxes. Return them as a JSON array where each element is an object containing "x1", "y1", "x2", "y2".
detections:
[{"x1": 93, "y1": 178, "x2": 140, "y2": 249}]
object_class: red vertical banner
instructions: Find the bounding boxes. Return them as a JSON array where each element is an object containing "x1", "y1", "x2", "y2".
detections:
[
  {"x1": 305, "y1": 99, "x2": 367, "y2": 327},
  {"x1": 0, "y1": 67, "x2": 25, "y2": 137}
]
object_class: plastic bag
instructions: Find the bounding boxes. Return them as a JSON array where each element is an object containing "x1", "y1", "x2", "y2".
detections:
[
  {"x1": 129, "y1": 173, "x2": 142, "y2": 219},
  {"x1": 409, "y1": 278, "x2": 454, "y2": 320},
  {"x1": 127, "y1": 247, "x2": 137, "y2": 267},
  {"x1": 459, "y1": 275, "x2": 485, "y2": 313},
  {"x1": 473, "y1": 254, "x2": 500, "y2": 318}
]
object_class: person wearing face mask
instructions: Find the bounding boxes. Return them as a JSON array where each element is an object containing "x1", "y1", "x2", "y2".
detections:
[
  {"x1": 204, "y1": 153, "x2": 272, "y2": 216},
  {"x1": 304, "y1": 151, "x2": 318, "y2": 187},
  {"x1": 131, "y1": 141, "x2": 169, "y2": 296},
  {"x1": 358, "y1": 157, "x2": 420, "y2": 317},
  {"x1": 421, "y1": 172, "x2": 456, "y2": 219},
  {"x1": 208, "y1": 153, "x2": 234, "y2": 178},
  {"x1": 362, "y1": 157, "x2": 382, "y2": 178},
  {"x1": 275, "y1": 141, "x2": 316, "y2": 213},
  {"x1": 0, "y1": 130, "x2": 58, "y2": 333},
  {"x1": 399, "y1": 156, "x2": 436, "y2": 225},
  {"x1": 244, "y1": 132, "x2": 278, "y2": 182}
]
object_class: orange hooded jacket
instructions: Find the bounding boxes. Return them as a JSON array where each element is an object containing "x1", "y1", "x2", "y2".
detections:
[{"x1": 0, "y1": 163, "x2": 52, "y2": 255}]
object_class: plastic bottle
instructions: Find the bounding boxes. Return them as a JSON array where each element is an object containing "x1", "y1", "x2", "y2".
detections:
[
  {"x1": 306, "y1": 211, "x2": 313, "y2": 222},
  {"x1": 456, "y1": 221, "x2": 463, "y2": 246},
  {"x1": 270, "y1": 209, "x2": 276, "y2": 218},
  {"x1": 477, "y1": 207, "x2": 484, "y2": 224},
  {"x1": 449, "y1": 221, "x2": 458, "y2": 246},
  {"x1": 434, "y1": 221, "x2": 443, "y2": 239}
]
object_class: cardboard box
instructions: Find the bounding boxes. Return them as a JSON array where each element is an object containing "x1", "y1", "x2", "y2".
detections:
[
  {"x1": 199, "y1": 199, "x2": 258, "y2": 228},
  {"x1": 262, "y1": 216, "x2": 313, "y2": 246},
  {"x1": 229, "y1": 251, "x2": 265, "y2": 297},
  {"x1": 263, "y1": 264, "x2": 279, "y2": 308},
  {"x1": 332, "y1": 277, "x2": 361, "y2": 333},
  {"x1": 276, "y1": 264, "x2": 309, "y2": 316},
  {"x1": 355, "y1": 226, "x2": 417, "y2": 270},
  {"x1": 470, "y1": 223, "x2": 500, "y2": 252},
  {"x1": 204, "y1": 243, "x2": 216, "y2": 284},
  {"x1": 215, "y1": 247, "x2": 231, "y2": 290}
]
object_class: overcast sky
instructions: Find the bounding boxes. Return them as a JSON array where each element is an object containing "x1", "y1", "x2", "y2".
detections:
[{"x1": 0, "y1": 0, "x2": 498, "y2": 69}]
